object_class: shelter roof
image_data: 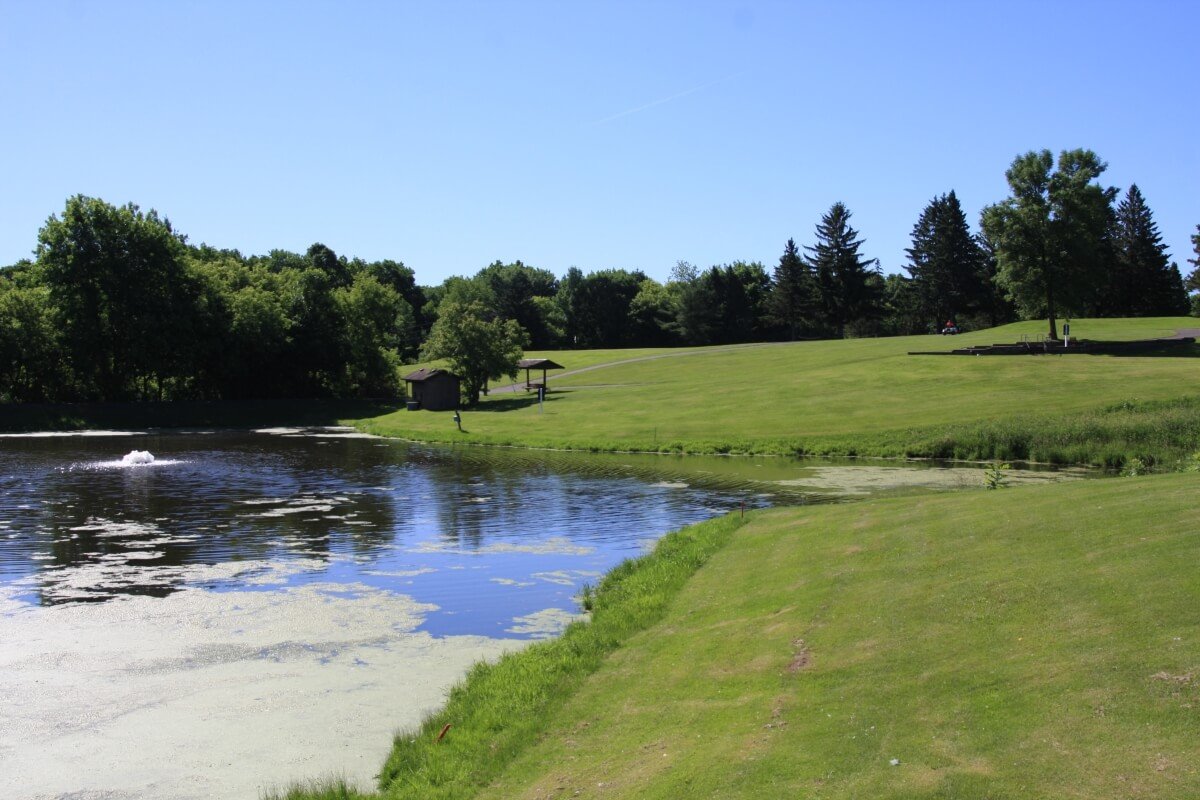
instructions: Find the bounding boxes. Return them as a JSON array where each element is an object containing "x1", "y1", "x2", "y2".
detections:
[
  {"x1": 517, "y1": 358, "x2": 564, "y2": 370},
  {"x1": 403, "y1": 367, "x2": 460, "y2": 382}
]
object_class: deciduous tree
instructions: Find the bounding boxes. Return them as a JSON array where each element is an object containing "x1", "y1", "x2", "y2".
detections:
[
  {"x1": 981, "y1": 149, "x2": 1116, "y2": 339},
  {"x1": 420, "y1": 300, "x2": 527, "y2": 405},
  {"x1": 35, "y1": 195, "x2": 196, "y2": 400}
]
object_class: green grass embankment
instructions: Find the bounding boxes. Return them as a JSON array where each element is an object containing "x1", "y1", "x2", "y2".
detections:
[
  {"x1": 279, "y1": 472, "x2": 1200, "y2": 799},
  {"x1": 363, "y1": 318, "x2": 1200, "y2": 467},
  {"x1": 476, "y1": 472, "x2": 1200, "y2": 799}
]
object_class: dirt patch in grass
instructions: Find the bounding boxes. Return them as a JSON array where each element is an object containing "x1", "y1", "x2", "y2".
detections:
[
  {"x1": 1151, "y1": 670, "x2": 1194, "y2": 684},
  {"x1": 787, "y1": 638, "x2": 812, "y2": 673}
]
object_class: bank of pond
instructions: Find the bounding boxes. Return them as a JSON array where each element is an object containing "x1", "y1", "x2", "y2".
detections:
[
  {"x1": 1, "y1": 429, "x2": 1191, "y2": 799},
  {"x1": 279, "y1": 471, "x2": 1200, "y2": 800}
]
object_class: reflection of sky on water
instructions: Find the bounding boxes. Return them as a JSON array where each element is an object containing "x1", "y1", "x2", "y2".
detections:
[{"x1": 0, "y1": 430, "x2": 763, "y2": 638}]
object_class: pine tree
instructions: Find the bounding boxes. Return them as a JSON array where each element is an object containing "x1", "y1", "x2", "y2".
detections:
[
  {"x1": 1107, "y1": 185, "x2": 1189, "y2": 316},
  {"x1": 768, "y1": 238, "x2": 817, "y2": 339},
  {"x1": 804, "y1": 203, "x2": 883, "y2": 337},
  {"x1": 905, "y1": 191, "x2": 985, "y2": 330}
]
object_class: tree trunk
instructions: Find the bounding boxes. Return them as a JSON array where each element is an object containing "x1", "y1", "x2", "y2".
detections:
[{"x1": 1044, "y1": 275, "x2": 1059, "y2": 340}]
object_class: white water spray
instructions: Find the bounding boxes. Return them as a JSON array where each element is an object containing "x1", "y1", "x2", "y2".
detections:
[{"x1": 121, "y1": 450, "x2": 155, "y2": 466}]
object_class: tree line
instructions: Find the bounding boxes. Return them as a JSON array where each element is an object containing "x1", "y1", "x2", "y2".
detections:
[{"x1": 2, "y1": 148, "x2": 1196, "y2": 405}]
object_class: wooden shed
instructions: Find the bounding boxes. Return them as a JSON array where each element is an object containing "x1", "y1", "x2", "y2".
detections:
[
  {"x1": 516, "y1": 358, "x2": 564, "y2": 391},
  {"x1": 403, "y1": 368, "x2": 461, "y2": 411}
]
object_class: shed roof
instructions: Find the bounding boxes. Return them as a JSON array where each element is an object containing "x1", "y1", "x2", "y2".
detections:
[
  {"x1": 403, "y1": 367, "x2": 460, "y2": 382},
  {"x1": 516, "y1": 358, "x2": 564, "y2": 370}
]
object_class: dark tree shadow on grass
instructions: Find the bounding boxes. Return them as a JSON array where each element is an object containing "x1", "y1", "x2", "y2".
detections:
[{"x1": 469, "y1": 392, "x2": 565, "y2": 413}]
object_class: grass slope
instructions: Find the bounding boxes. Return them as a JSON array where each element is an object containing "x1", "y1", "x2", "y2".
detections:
[
  {"x1": 482, "y1": 474, "x2": 1200, "y2": 799},
  {"x1": 362, "y1": 318, "x2": 1200, "y2": 465}
]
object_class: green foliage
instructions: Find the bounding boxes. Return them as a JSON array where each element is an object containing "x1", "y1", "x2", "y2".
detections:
[
  {"x1": 804, "y1": 202, "x2": 883, "y2": 337},
  {"x1": 332, "y1": 274, "x2": 413, "y2": 397},
  {"x1": 1121, "y1": 456, "x2": 1150, "y2": 476},
  {"x1": 1178, "y1": 449, "x2": 1200, "y2": 473},
  {"x1": 1184, "y1": 224, "x2": 1200, "y2": 310},
  {"x1": 475, "y1": 260, "x2": 559, "y2": 348},
  {"x1": 264, "y1": 777, "x2": 373, "y2": 800},
  {"x1": 626, "y1": 278, "x2": 678, "y2": 346},
  {"x1": 420, "y1": 300, "x2": 528, "y2": 405},
  {"x1": 0, "y1": 279, "x2": 66, "y2": 401},
  {"x1": 577, "y1": 582, "x2": 596, "y2": 612},
  {"x1": 768, "y1": 237, "x2": 819, "y2": 339},
  {"x1": 879, "y1": 273, "x2": 925, "y2": 335},
  {"x1": 983, "y1": 460, "x2": 1011, "y2": 489},
  {"x1": 35, "y1": 195, "x2": 195, "y2": 400},
  {"x1": 674, "y1": 262, "x2": 771, "y2": 345},
  {"x1": 905, "y1": 190, "x2": 985, "y2": 330},
  {"x1": 9, "y1": 201, "x2": 422, "y2": 402},
  {"x1": 1105, "y1": 185, "x2": 1190, "y2": 316},
  {"x1": 564, "y1": 268, "x2": 646, "y2": 348},
  {"x1": 981, "y1": 149, "x2": 1117, "y2": 339}
]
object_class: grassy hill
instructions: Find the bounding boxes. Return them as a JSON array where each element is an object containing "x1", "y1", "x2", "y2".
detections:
[
  {"x1": 475, "y1": 473, "x2": 1200, "y2": 799},
  {"x1": 276, "y1": 472, "x2": 1200, "y2": 800},
  {"x1": 363, "y1": 318, "x2": 1200, "y2": 466}
]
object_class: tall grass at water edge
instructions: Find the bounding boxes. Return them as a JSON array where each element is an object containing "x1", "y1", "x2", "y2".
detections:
[{"x1": 860, "y1": 395, "x2": 1200, "y2": 468}]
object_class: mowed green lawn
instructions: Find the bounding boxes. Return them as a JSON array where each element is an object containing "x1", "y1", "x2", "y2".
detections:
[
  {"x1": 479, "y1": 473, "x2": 1200, "y2": 799},
  {"x1": 364, "y1": 318, "x2": 1200, "y2": 459}
]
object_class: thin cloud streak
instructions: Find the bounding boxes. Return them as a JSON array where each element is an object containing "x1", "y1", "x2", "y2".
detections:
[{"x1": 590, "y1": 71, "x2": 746, "y2": 126}]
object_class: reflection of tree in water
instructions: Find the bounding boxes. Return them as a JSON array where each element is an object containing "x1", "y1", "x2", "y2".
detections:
[
  {"x1": 418, "y1": 445, "x2": 718, "y2": 551},
  {"x1": 1, "y1": 430, "x2": 777, "y2": 607},
  {"x1": 4, "y1": 432, "x2": 403, "y2": 605}
]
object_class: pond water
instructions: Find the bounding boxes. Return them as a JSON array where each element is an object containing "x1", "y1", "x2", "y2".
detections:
[{"x1": 0, "y1": 429, "x2": 1086, "y2": 799}]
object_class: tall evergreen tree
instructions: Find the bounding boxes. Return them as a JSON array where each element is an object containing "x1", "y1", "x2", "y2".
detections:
[
  {"x1": 804, "y1": 203, "x2": 883, "y2": 337},
  {"x1": 768, "y1": 238, "x2": 817, "y2": 339},
  {"x1": 905, "y1": 191, "x2": 984, "y2": 330},
  {"x1": 1106, "y1": 185, "x2": 1189, "y2": 316}
]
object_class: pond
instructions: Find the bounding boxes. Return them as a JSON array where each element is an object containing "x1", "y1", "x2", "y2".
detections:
[{"x1": 0, "y1": 428, "x2": 1086, "y2": 799}]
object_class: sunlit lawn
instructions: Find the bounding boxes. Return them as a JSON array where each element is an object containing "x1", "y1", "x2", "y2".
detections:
[
  {"x1": 481, "y1": 473, "x2": 1200, "y2": 799},
  {"x1": 363, "y1": 318, "x2": 1200, "y2": 460}
]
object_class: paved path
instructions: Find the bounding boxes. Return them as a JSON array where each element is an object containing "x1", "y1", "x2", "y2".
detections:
[
  {"x1": 494, "y1": 341, "x2": 793, "y2": 393},
  {"x1": 1171, "y1": 328, "x2": 1200, "y2": 339}
]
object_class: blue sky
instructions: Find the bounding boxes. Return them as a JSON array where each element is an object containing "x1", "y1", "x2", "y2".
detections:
[{"x1": 2, "y1": 1, "x2": 1197, "y2": 285}]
